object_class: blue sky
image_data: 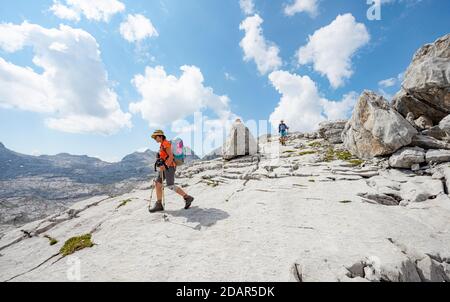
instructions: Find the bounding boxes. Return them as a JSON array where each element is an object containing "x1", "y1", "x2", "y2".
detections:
[{"x1": 0, "y1": 0, "x2": 449, "y2": 161}]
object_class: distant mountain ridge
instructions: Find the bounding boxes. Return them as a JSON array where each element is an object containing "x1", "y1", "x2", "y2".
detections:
[
  {"x1": 0, "y1": 145, "x2": 156, "y2": 184},
  {"x1": 0, "y1": 143, "x2": 200, "y2": 183},
  {"x1": 0, "y1": 143, "x2": 199, "y2": 229}
]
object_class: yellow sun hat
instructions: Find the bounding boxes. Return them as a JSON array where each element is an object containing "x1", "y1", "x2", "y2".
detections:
[{"x1": 151, "y1": 130, "x2": 165, "y2": 140}]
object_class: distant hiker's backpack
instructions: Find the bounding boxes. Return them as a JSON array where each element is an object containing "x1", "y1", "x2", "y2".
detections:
[{"x1": 171, "y1": 138, "x2": 186, "y2": 166}]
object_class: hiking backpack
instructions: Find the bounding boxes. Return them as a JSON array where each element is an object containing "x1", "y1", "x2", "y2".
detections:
[{"x1": 171, "y1": 138, "x2": 186, "y2": 166}]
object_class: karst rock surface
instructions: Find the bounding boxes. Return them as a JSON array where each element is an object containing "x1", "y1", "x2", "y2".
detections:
[{"x1": 1, "y1": 134, "x2": 449, "y2": 282}]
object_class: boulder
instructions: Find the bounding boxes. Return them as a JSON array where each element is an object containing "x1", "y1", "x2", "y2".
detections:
[
  {"x1": 426, "y1": 149, "x2": 450, "y2": 164},
  {"x1": 392, "y1": 34, "x2": 450, "y2": 124},
  {"x1": 435, "y1": 164, "x2": 450, "y2": 194},
  {"x1": 409, "y1": 134, "x2": 450, "y2": 150},
  {"x1": 439, "y1": 114, "x2": 450, "y2": 138},
  {"x1": 304, "y1": 132, "x2": 319, "y2": 139},
  {"x1": 405, "y1": 112, "x2": 416, "y2": 127},
  {"x1": 422, "y1": 126, "x2": 447, "y2": 141},
  {"x1": 388, "y1": 147, "x2": 425, "y2": 169},
  {"x1": 445, "y1": 263, "x2": 450, "y2": 281},
  {"x1": 416, "y1": 256, "x2": 448, "y2": 282},
  {"x1": 411, "y1": 164, "x2": 421, "y2": 172},
  {"x1": 318, "y1": 120, "x2": 347, "y2": 144},
  {"x1": 223, "y1": 119, "x2": 258, "y2": 160},
  {"x1": 342, "y1": 91, "x2": 417, "y2": 159},
  {"x1": 414, "y1": 116, "x2": 433, "y2": 130}
]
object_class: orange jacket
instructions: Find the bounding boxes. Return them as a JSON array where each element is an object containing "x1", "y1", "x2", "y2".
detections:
[{"x1": 159, "y1": 140, "x2": 176, "y2": 167}]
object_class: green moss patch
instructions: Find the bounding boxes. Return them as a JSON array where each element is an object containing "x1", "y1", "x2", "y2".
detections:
[
  {"x1": 335, "y1": 150, "x2": 353, "y2": 161},
  {"x1": 324, "y1": 148, "x2": 336, "y2": 162},
  {"x1": 116, "y1": 199, "x2": 132, "y2": 209},
  {"x1": 44, "y1": 235, "x2": 58, "y2": 246},
  {"x1": 308, "y1": 141, "x2": 322, "y2": 148},
  {"x1": 59, "y1": 234, "x2": 94, "y2": 257},
  {"x1": 202, "y1": 180, "x2": 219, "y2": 187},
  {"x1": 348, "y1": 159, "x2": 364, "y2": 167},
  {"x1": 299, "y1": 150, "x2": 317, "y2": 156},
  {"x1": 323, "y1": 147, "x2": 362, "y2": 165}
]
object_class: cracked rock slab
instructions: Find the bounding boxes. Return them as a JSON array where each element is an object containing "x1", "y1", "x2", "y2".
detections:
[
  {"x1": 426, "y1": 149, "x2": 450, "y2": 164},
  {"x1": 389, "y1": 147, "x2": 425, "y2": 169}
]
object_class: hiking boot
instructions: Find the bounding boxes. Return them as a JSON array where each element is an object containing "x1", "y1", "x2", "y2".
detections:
[
  {"x1": 184, "y1": 195, "x2": 194, "y2": 210},
  {"x1": 149, "y1": 201, "x2": 164, "y2": 213}
]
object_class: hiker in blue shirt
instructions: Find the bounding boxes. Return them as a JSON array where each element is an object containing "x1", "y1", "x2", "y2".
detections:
[{"x1": 279, "y1": 121, "x2": 289, "y2": 146}]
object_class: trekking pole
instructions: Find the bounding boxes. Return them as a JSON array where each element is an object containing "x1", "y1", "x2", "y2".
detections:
[
  {"x1": 160, "y1": 169, "x2": 166, "y2": 209},
  {"x1": 148, "y1": 176, "x2": 156, "y2": 210}
]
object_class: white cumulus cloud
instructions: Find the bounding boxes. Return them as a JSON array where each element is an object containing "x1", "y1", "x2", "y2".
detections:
[
  {"x1": 120, "y1": 14, "x2": 159, "y2": 43},
  {"x1": 239, "y1": 14, "x2": 282, "y2": 75},
  {"x1": 378, "y1": 72, "x2": 404, "y2": 88},
  {"x1": 320, "y1": 91, "x2": 358, "y2": 121},
  {"x1": 297, "y1": 13, "x2": 370, "y2": 88},
  {"x1": 284, "y1": 0, "x2": 319, "y2": 17},
  {"x1": 268, "y1": 70, "x2": 357, "y2": 132},
  {"x1": 0, "y1": 22, "x2": 131, "y2": 135},
  {"x1": 378, "y1": 77, "x2": 397, "y2": 88},
  {"x1": 240, "y1": 0, "x2": 255, "y2": 15},
  {"x1": 129, "y1": 65, "x2": 233, "y2": 127},
  {"x1": 50, "y1": 0, "x2": 125, "y2": 22},
  {"x1": 377, "y1": 72, "x2": 404, "y2": 100}
]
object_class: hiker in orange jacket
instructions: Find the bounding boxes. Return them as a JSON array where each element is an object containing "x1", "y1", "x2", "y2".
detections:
[{"x1": 149, "y1": 130, "x2": 194, "y2": 213}]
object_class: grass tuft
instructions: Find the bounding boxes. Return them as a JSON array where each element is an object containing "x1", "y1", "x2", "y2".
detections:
[
  {"x1": 59, "y1": 234, "x2": 94, "y2": 257},
  {"x1": 308, "y1": 141, "x2": 322, "y2": 148},
  {"x1": 298, "y1": 150, "x2": 317, "y2": 156},
  {"x1": 335, "y1": 150, "x2": 353, "y2": 161},
  {"x1": 348, "y1": 159, "x2": 364, "y2": 167},
  {"x1": 322, "y1": 147, "x2": 363, "y2": 165},
  {"x1": 324, "y1": 148, "x2": 336, "y2": 162},
  {"x1": 116, "y1": 199, "x2": 132, "y2": 209},
  {"x1": 44, "y1": 235, "x2": 58, "y2": 246}
]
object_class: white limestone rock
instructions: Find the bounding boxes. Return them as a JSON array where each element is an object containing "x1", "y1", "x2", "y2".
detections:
[
  {"x1": 416, "y1": 256, "x2": 448, "y2": 282},
  {"x1": 223, "y1": 119, "x2": 258, "y2": 161},
  {"x1": 318, "y1": 120, "x2": 347, "y2": 144},
  {"x1": 342, "y1": 91, "x2": 417, "y2": 159},
  {"x1": 426, "y1": 149, "x2": 450, "y2": 164},
  {"x1": 389, "y1": 147, "x2": 425, "y2": 169},
  {"x1": 392, "y1": 34, "x2": 450, "y2": 124}
]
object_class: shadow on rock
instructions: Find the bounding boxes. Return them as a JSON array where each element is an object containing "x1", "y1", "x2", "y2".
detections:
[{"x1": 165, "y1": 206, "x2": 229, "y2": 229}]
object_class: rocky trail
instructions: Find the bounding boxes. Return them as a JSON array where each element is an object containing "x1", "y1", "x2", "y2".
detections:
[{"x1": 1, "y1": 133, "x2": 449, "y2": 282}]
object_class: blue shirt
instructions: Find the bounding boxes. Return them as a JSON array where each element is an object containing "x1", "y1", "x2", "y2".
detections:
[{"x1": 279, "y1": 124, "x2": 288, "y2": 133}]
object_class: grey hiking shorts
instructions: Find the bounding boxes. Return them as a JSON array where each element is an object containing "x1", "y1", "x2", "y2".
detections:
[{"x1": 156, "y1": 166, "x2": 176, "y2": 186}]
